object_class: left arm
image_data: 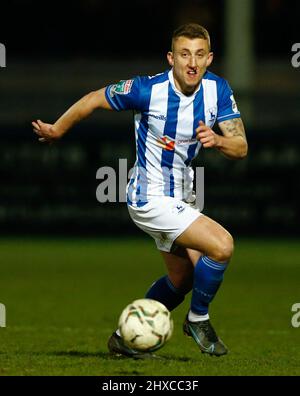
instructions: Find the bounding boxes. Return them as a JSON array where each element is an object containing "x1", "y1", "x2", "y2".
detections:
[
  {"x1": 217, "y1": 118, "x2": 248, "y2": 159},
  {"x1": 196, "y1": 118, "x2": 248, "y2": 160}
]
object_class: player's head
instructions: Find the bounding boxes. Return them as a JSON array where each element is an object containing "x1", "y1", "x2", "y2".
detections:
[{"x1": 167, "y1": 23, "x2": 213, "y2": 95}]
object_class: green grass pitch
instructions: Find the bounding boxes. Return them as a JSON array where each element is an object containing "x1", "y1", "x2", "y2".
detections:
[{"x1": 0, "y1": 237, "x2": 299, "y2": 376}]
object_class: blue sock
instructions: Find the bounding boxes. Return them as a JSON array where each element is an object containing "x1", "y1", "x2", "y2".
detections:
[
  {"x1": 145, "y1": 275, "x2": 186, "y2": 311},
  {"x1": 191, "y1": 256, "x2": 228, "y2": 315}
]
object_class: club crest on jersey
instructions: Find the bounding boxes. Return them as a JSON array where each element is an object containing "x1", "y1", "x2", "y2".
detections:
[
  {"x1": 206, "y1": 106, "x2": 217, "y2": 123},
  {"x1": 156, "y1": 135, "x2": 175, "y2": 151},
  {"x1": 109, "y1": 79, "x2": 134, "y2": 97}
]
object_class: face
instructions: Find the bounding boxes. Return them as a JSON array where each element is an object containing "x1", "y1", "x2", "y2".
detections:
[{"x1": 167, "y1": 36, "x2": 213, "y2": 95}]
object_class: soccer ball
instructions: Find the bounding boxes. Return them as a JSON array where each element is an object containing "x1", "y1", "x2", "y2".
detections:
[{"x1": 118, "y1": 298, "x2": 173, "y2": 352}]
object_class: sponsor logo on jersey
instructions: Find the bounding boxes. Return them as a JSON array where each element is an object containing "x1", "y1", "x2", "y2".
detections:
[
  {"x1": 109, "y1": 79, "x2": 134, "y2": 97},
  {"x1": 148, "y1": 113, "x2": 167, "y2": 122},
  {"x1": 156, "y1": 135, "x2": 175, "y2": 151},
  {"x1": 177, "y1": 138, "x2": 197, "y2": 145},
  {"x1": 156, "y1": 135, "x2": 197, "y2": 151}
]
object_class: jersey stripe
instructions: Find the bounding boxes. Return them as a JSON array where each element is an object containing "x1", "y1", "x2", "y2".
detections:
[
  {"x1": 202, "y1": 79, "x2": 218, "y2": 126},
  {"x1": 134, "y1": 92, "x2": 152, "y2": 207},
  {"x1": 161, "y1": 83, "x2": 180, "y2": 197},
  {"x1": 185, "y1": 85, "x2": 204, "y2": 166},
  {"x1": 175, "y1": 94, "x2": 194, "y2": 197},
  {"x1": 146, "y1": 80, "x2": 170, "y2": 198}
]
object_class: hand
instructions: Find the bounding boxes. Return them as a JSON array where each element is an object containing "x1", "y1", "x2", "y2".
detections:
[
  {"x1": 32, "y1": 120, "x2": 62, "y2": 144},
  {"x1": 196, "y1": 121, "x2": 220, "y2": 148}
]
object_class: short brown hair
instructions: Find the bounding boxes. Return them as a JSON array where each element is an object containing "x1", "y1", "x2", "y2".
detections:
[{"x1": 171, "y1": 23, "x2": 211, "y2": 51}]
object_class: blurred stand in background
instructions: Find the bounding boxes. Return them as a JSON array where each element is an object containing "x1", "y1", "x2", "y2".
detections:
[{"x1": 0, "y1": 0, "x2": 299, "y2": 236}]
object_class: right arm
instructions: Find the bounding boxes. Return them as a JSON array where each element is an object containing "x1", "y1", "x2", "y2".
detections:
[{"x1": 32, "y1": 88, "x2": 112, "y2": 143}]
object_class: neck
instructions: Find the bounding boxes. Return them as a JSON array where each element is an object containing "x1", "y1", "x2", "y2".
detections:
[
  {"x1": 174, "y1": 79, "x2": 200, "y2": 96},
  {"x1": 172, "y1": 71, "x2": 202, "y2": 96}
]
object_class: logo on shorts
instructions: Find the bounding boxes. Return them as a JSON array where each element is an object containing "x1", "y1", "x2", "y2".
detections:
[
  {"x1": 156, "y1": 135, "x2": 175, "y2": 151},
  {"x1": 176, "y1": 204, "x2": 185, "y2": 213},
  {"x1": 171, "y1": 203, "x2": 186, "y2": 214},
  {"x1": 110, "y1": 79, "x2": 134, "y2": 97}
]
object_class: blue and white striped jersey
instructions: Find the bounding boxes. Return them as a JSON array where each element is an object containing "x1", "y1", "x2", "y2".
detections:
[{"x1": 105, "y1": 69, "x2": 240, "y2": 207}]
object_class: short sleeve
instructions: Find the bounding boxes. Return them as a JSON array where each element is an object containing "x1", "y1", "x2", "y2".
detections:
[
  {"x1": 105, "y1": 77, "x2": 141, "y2": 111},
  {"x1": 217, "y1": 79, "x2": 241, "y2": 122}
]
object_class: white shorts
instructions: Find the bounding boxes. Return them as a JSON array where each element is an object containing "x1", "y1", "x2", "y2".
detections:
[{"x1": 127, "y1": 196, "x2": 202, "y2": 252}]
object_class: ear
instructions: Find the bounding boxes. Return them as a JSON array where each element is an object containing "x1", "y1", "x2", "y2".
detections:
[
  {"x1": 206, "y1": 52, "x2": 214, "y2": 67},
  {"x1": 167, "y1": 51, "x2": 174, "y2": 67}
]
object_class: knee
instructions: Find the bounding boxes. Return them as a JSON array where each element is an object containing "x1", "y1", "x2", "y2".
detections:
[{"x1": 212, "y1": 233, "x2": 234, "y2": 263}]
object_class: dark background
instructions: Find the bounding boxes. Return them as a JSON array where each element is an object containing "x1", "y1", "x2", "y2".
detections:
[
  {"x1": 0, "y1": 0, "x2": 299, "y2": 237},
  {"x1": 2, "y1": 0, "x2": 300, "y2": 58}
]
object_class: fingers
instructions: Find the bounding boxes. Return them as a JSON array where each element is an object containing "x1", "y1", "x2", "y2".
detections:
[
  {"x1": 32, "y1": 119, "x2": 52, "y2": 143},
  {"x1": 197, "y1": 131, "x2": 220, "y2": 148},
  {"x1": 201, "y1": 141, "x2": 214, "y2": 148},
  {"x1": 197, "y1": 131, "x2": 211, "y2": 138},
  {"x1": 198, "y1": 134, "x2": 210, "y2": 142},
  {"x1": 196, "y1": 120, "x2": 209, "y2": 133},
  {"x1": 32, "y1": 121, "x2": 40, "y2": 130},
  {"x1": 198, "y1": 132, "x2": 215, "y2": 147},
  {"x1": 32, "y1": 121, "x2": 42, "y2": 135},
  {"x1": 196, "y1": 121, "x2": 213, "y2": 139},
  {"x1": 198, "y1": 138, "x2": 211, "y2": 146},
  {"x1": 196, "y1": 131, "x2": 213, "y2": 144},
  {"x1": 32, "y1": 120, "x2": 44, "y2": 138},
  {"x1": 195, "y1": 121, "x2": 216, "y2": 147}
]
